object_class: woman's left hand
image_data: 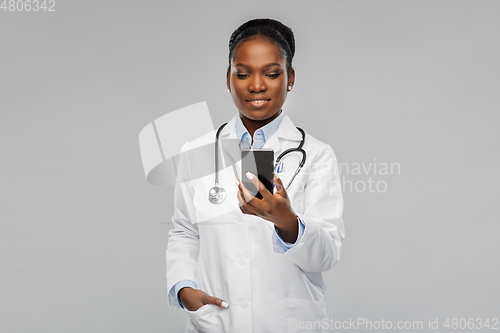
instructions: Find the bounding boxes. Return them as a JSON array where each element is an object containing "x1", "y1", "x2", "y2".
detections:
[{"x1": 237, "y1": 172, "x2": 299, "y2": 243}]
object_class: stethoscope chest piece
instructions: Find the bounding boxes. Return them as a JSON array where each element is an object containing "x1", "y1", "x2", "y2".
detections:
[{"x1": 208, "y1": 185, "x2": 226, "y2": 204}]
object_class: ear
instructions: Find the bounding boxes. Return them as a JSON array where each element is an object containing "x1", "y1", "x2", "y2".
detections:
[
  {"x1": 287, "y1": 68, "x2": 295, "y2": 88},
  {"x1": 226, "y1": 70, "x2": 231, "y2": 92}
]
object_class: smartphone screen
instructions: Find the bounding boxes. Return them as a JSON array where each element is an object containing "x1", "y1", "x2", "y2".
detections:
[{"x1": 241, "y1": 149, "x2": 274, "y2": 199}]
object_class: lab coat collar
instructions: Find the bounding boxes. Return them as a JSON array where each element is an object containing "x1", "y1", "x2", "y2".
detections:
[{"x1": 219, "y1": 113, "x2": 303, "y2": 170}]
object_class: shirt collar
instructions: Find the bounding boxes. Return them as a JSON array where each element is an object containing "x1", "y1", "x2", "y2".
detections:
[{"x1": 235, "y1": 110, "x2": 286, "y2": 145}]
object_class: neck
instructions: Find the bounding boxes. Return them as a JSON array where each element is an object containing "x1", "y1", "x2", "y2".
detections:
[{"x1": 240, "y1": 110, "x2": 282, "y2": 138}]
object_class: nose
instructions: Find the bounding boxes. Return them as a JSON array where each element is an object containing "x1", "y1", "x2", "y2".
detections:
[{"x1": 248, "y1": 74, "x2": 267, "y2": 93}]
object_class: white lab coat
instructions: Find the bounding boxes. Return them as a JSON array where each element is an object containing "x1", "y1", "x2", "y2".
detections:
[{"x1": 166, "y1": 113, "x2": 345, "y2": 333}]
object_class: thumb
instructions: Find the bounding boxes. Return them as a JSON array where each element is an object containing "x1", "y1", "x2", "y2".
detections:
[
  {"x1": 274, "y1": 173, "x2": 286, "y2": 197},
  {"x1": 206, "y1": 295, "x2": 229, "y2": 309}
]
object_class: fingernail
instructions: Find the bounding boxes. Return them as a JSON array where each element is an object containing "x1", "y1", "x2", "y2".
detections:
[
  {"x1": 221, "y1": 301, "x2": 229, "y2": 308},
  {"x1": 246, "y1": 172, "x2": 254, "y2": 180},
  {"x1": 235, "y1": 179, "x2": 240, "y2": 186}
]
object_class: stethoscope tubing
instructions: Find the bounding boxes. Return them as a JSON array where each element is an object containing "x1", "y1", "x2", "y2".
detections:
[
  {"x1": 209, "y1": 122, "x2": 306, "y2": 203},
  {"x1": 214, "y1": 122, "x2": 228, "y2": 187}
]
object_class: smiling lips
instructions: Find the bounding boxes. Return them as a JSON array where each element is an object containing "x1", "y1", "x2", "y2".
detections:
[{"x1": 246, "y1": 98, "x2": 271, "y2": 108}]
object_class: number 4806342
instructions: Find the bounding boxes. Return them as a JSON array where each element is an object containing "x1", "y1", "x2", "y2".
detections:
[{"x1": 1, "y1": 0, "x2": 56, "y2": 11}]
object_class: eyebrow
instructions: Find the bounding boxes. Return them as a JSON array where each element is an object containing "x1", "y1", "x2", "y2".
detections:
[{"x1": 234, "y1": 62, "x2": 282, "y2": 69}]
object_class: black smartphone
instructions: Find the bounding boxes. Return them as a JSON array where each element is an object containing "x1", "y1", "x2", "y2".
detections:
[{"x1": 241, "y1": 149, "x2": 274, "y2": 199}]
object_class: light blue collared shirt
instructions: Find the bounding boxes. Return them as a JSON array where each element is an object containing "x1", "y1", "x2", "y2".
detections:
[
  {"x1": 236, "y1": 110, "x2": 285, "y2": 149},
  {"x1": 173, "y1": 111, "x2": 305, "y2": 308}
]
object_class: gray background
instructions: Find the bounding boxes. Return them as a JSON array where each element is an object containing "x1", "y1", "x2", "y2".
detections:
[{"x1": 1, "y1": 0, "x2": 499, "y2": 332}]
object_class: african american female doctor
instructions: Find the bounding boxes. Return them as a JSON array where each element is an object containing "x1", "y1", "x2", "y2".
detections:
[{"x1": 166, "y1": 18, "x2": 345, "y2": 333}]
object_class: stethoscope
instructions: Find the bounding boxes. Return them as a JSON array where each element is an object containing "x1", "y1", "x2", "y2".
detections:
[{"x1": 209, "y1": 122, "x2": 306, "y2": 204}]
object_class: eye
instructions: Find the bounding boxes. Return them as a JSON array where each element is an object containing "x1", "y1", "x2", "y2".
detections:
[
  {"x1": 235, "y1": 73, "x2": 249, "y2": 79},
  {"x1": 266, "y1": 73, "x2": 281, "y2": 79}
]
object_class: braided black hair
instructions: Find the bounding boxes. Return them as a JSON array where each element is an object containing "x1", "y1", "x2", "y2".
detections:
[{"x1": 228, "y1": 18, "x2": 295, "y2": 73}]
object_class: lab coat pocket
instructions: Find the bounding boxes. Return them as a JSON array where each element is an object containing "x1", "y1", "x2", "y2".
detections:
[
  {"x1": 186, "y1": 304, "x2": 222, "y2": 333},
  {"x1": 286, "y1": 297, "x2": 328, "y2": 333}
]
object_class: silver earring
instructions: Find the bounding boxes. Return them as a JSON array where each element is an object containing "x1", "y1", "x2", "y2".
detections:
[
  {"x1": 288, "y1": 85, "x2": 292, "y2": 91},
  {"x1": 227, "y1": 89, "x2": 230, "y2": 93}
]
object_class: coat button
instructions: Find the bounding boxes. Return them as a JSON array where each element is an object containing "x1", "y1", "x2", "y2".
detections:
[
  {"x1": 240, "y1": 300, "x2": 248, "y2": 309},
  {"x1": 238, "y1": 258, "x2": 246, "y2": 266}
]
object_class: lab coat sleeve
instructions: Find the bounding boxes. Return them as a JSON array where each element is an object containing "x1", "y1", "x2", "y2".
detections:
[
  {"x1": 272, "y1": 217, "x2": 305, "y2": 253},
  {"x1": 166, "y1": 141, "x2": 201, "y2": 309},
  {"x1": 277, "y1": 144, "x2": 345, "y2": 272},
  {"x1": 173, "y1": 280, "x2": 198, "y2": 308}
]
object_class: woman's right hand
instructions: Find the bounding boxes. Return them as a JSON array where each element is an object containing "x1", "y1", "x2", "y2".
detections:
[{"x1": 178, "y1": 287, "x2": 229, "y2": 312}]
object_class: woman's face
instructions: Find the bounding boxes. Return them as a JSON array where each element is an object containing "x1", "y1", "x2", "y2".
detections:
[{"x1": 227, "y1": 36, "x2": 295, "y2": 122}]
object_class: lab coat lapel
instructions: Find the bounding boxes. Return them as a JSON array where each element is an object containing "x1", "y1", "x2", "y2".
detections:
[
  {"x1": 219, "y1": 115, "x2": 241, "y2": 174},
  {"x1": 264, "y1": 114, "x2": 303, "y2": 159}
]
